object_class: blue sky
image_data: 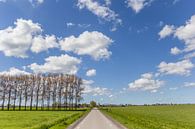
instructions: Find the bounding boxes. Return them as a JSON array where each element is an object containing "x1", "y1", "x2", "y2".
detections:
[{"x1": 0, "y1": 0, "x2": 195, "y2": 104}]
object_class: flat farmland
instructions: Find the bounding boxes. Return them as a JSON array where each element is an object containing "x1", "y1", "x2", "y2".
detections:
[
  {"x1": 0, "y1": 110, "x2": 86, "y2": 129},
  {"x1": 102, "y1": 105, "x2": 195, "y2": 129}
]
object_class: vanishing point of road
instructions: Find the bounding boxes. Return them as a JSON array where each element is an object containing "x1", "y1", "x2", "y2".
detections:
[{"x1": 68, "y1": 108, "x2": 127, "y2": 129}]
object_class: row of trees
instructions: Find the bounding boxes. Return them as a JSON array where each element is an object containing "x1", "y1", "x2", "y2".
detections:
[{"x1": 0, "y1": 74, "x2": 83, "y2": 111}]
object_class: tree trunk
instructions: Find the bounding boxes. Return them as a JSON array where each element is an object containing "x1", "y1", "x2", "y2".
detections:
[
  {"x1": 19, "y1": 91, "x2": 22, "y2": 111},
  {"x1": 71, "y1": 85, "x2": 74, "y2": 110},
  {"x1": 36, "y1": 88, "x2": 39, "y2": 111},
  {"x1": 58, "y1": 86, "x2": 62, "y2": 110},
  {"x1": 13, "y1": 89, "x2": 17, "y2": 110},
  {"x1": 65, "y1": 83, "x2": 68, "y2": 110},
  {"x1": 7, "y1": 87, "x2": 11, "y2": 111},
  {"x1": 47, "y1": 90, "x2": 50, "y2": 110},
  {"x1": 30, "y1": 88, "x2": 34, "y2": 111},
  {"x1": 41, "y1": 93, "x2": 44, "y2": 111},
  {"x1": 75, "y1": 87, "x2": 78, "y2": 110},
  {"x1": 41, "y1": 89, "x2": 44, "y2": 110},
  {"x1": 52, "y1": 86, "x2": 56, "y2": 110},
  {"x1": 24, "y1": 87, "x2": 28, "y2": 111},
  {"x1": 2, "y1": 90, "x2": 5, "y2": 110}
]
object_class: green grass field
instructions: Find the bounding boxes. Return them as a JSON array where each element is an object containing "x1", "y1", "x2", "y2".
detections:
[
  {"x1": 102, "y1": 105, "x2": 195, "y2": 129},
  {"x1": 0, "y1": 110, "x2": 86, "y2": 129}
]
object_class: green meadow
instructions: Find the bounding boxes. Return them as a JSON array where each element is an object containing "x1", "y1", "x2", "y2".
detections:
[
  {"x1": 102, "y1": 104, "x2": 195, "y2": 129},
  {"x1": 0, "y1": 110, "x2": 86, "y2": 129}
]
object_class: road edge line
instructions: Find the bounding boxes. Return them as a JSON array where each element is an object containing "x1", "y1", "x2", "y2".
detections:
[
  {"x1": 100, "y1": 110, "x2": 128, "y2": 129},
  {"x1": 66, "y1": 110, "x2": 90, "y2": 129}
]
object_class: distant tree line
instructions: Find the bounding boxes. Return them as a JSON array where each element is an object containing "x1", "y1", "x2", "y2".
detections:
[
  {"x1": 99, "y1": 103, "x2": 194, "y2": 108},
  {"x1": 0, "y1": 74, "x2": 83, "y2": 111}
]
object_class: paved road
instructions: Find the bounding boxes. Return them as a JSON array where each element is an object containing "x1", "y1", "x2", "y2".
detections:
[{"x1": 71, "y1": 108, "x2": 126, "y2": 129}]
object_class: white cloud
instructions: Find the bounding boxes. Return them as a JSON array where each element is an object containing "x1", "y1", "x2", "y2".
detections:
[
  {"x1": 158, "y1": 60, "x2": 194, "y2": 76},
  {"x1": 125, "y1": 0, "x2": 153, "y2": 13},
  {"x1": 0, "y1": 19, "x2": 42, "y2": 58},
  {"x1": 82, "y1": 79, "x2": 111, "y2": 96},
  {"x1": 29, "y1": 0, "x2": 44, "y2": 6},
  {"x1": 128, "y1": 73, "x2": 164, "y2": 92},
  {"x1": 77, "y1": 0, "x2": 122, "y2": 30},
  {"x1": 78, "y1": 24, "x2": 91, "y2": 28},
  {"x1": 86, "y1": 69, "x2": 96, "y2": 77},
  {"x1": 29, "y1": 54, "x2": 81, "y2": 74},
  {"x1": 0, "y1": 19, "x2": 58, "y2": 58},
  {"x1": 174, "y1": 15, "x2": 195, "y2": 53},
  {"x1": 66, "y1": 22, "x2": 75, "y2": 27},
  {"x1": 60, "y1": 31, "x2": 113, "y2": 60},
  {"x1": 31, "y1": 35, "x2": 59, "y2": 53},
  {"x1": 66, "y1": 22, "x2": 91, "y2": 28},
  {"x1": 105, "y1": 0, "x2": 111, "y2": 6},
  {"x1": 159, "y1": 25, "x2": 175, "y2": 39},
  {"x1": 184, "y1": 52, "x2": 195, "y2": 59},
  {"x1": 169, "y1": 87, "x2": 178, "y2": 90},
  {"x1": 108, "y1": 94, "x2": 113, "y2": 98},
  {"x1": 160, "y1": 15, "x2": 195, "y2": 57},
  {"x1": 170, "y1": 47, "x2": 181, "y2": 55},
  {"x1": 184, "y1": 82, "x2": 195, "y2": 87},
  {"x1": 0, "y1": 67, "x2": 30, "y2": 76}
]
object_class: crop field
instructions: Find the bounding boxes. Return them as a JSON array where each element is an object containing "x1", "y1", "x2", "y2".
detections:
[
  {"x1": 102, "y1": 105, "x2": 195, "y2": 129},
  {"x1": 0, "y1": 110, "x2": 86, "y2": 129}
]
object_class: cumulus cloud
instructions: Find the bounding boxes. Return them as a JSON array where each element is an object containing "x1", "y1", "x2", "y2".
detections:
[
  {"x1": 0, "y1": 19, "x2": 41, "y2": 58},
  {"x1": 160, "y1": 15, "x2": 195, "y2": 58},
  {"x1": 158, "y1": 60, "x2": 194, "y2": 76},
  {"x1": 0, "y1": 19, "x2": 58, "y2": 58},
  {"x1": 159, "y1": 25, "x2": 175, "y2": 39},
  {"x1": 0, "y1": 19, "x2": 112, "y2": 60},
  {"x1": 125, "y1": 0, "x2": 153, "y2": 13},
  {"x1": 0, "y1": 67, "x2": 30, "y2": 76},
  {"x1": 77, "y1": 0, "x2": 122, "y2": 30},
  {"x1": 60, "y1": 31, "x2": 113, "y2": 60},
  {"x1": 86, "y1": 69, "x2": 96, "y2": 77},
  {"x1": 31, "y1": 35, "x2": 59, "y2": 53},
  {"x1": 128, "y1": 73, "x2": 164, "y2": 92},
  {"x1": 184, "y1": 82, "x2": 195, "y2": 87},
  {"x1": 82, "y1": 79, "x2": 111, "y2": 96},
  {"x1": 29, "y1": 54, "x2": 81, "y2": 74},
  {"x1": 170, "y1": 47, "x2": 181, "y2": 55},
  {"x1": 174, "y1": 15, "x2": 195, "y2": 53}
]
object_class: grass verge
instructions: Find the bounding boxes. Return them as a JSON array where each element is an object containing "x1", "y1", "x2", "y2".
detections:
[
  {"x1": 101, "y1": 105, "x2": 195, "y2": 129},
  {"x1": 0, "y1": 110, "x2": 87, "y2": 129}
]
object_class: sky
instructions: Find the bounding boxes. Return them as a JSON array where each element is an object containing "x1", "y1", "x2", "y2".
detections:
[{"x1": 0, "y1": 0, "x2": 195, "y2": 105}]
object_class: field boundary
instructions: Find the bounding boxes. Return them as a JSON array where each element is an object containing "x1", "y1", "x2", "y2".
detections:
[
  {"x1": 67, "y1": 110, "x2": 90, "y2": 129},
  {"x1": 101, "y1": 110, "x2": 128, "y2": 129},
  {"x1": 31, "y1": 113, "x2": 80, "y2": 129}
]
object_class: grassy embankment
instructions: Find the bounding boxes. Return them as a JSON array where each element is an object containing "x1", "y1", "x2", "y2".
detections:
[
  {"x1": 0, "y1": 109, "x2": 88, "y2": 129},
  {"x1": 102, "y1": 104, "x2": 195, "y2": 129}
]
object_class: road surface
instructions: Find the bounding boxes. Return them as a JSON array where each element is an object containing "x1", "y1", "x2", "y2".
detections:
[{"x1": 70, "y1": 108, "x2": 126, "y2": 129}]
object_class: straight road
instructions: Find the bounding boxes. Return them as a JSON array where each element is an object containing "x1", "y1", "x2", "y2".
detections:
[{"x1": 70, "y1": 108, "x2": 126, "y2": 129}]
